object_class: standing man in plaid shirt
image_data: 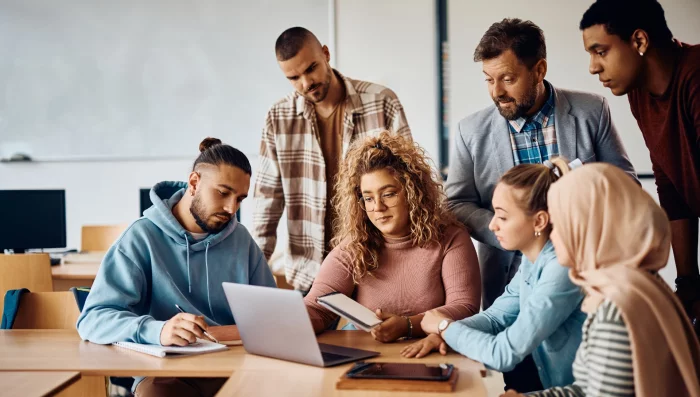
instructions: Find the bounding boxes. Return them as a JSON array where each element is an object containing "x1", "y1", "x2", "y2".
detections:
[
  {"x1": 253, "y1": 27, "x2": 412, "y2": 292},
  {"x1": 445, "y1": 18, "x2": 637, "y2": 391}
]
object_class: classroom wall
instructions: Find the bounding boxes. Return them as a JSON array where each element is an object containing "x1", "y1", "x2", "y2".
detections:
[
  {"x1": 445, "y1": 0, "x2": 700, "y2": 287},
  {"x1": 447, "y1": 0, "x2": 700, "y2": 175},
  {"x1": 335, "y1": 0, "x2": 439, "y2": 162},
  {"x1": 0, "y1": 1, "x2": 695, "y2": 288},
  {"x1": 0, "y1": 0, "x2": 439, "y2": 254}
]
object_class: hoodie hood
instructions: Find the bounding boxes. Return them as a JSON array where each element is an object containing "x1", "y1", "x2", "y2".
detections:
[
  {"x1": 144, "y1": 180, "x2": 239, "y2": 299},
  {"x1": 144, "y1": 181, "x2": 238, "y2": 251}
]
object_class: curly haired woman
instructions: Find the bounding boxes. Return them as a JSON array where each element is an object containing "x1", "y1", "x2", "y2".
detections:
[{"x1": 303, "y1": 131, "x2": 481, "y2": 343}]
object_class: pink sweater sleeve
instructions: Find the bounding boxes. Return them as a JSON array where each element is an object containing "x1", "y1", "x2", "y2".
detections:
[
  {"x1": 434, "y1": 227, "x2": 481, "y2": 320},
  {"x1": 303, "y1": 245, "x2": 356, "y2": 333}
]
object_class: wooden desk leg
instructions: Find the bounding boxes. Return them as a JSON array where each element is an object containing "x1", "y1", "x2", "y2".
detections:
[{"x1": 54, "y1": 375, "x2": 106, "y2": 397}]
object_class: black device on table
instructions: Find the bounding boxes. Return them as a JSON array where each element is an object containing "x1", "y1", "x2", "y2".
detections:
[{"x1": 346, "y1": 362, "x2": 454, "y2": 381}]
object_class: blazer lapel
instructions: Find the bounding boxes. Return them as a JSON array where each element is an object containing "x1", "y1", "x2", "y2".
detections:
[
  {"x1": 553, "y1": 86, "x2": 577, "y2": 160},
  {"x1": 488, "y1": 109, "x2": 515, "y2": 175}
]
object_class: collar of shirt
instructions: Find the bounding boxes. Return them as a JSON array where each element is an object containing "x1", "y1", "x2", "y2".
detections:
[{"x1": 508, "y1": 81, "x2": 555, "y2": 134}]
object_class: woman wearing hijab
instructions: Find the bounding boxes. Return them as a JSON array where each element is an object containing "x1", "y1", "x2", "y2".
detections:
[{"x1": 505, "y1": 163, "x2": 700, "y2": 396}]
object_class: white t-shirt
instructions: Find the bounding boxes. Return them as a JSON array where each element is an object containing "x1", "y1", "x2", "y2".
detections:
[{"x1": 190, "y1": 231, "x2": 209, "y2": 241}]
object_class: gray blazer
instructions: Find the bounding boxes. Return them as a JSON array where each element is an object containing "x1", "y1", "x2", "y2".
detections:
[{"x1": 446, "y1": 84, "x2": 637, "y2": 307}]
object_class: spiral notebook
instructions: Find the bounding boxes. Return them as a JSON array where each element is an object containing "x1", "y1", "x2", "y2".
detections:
[{"x1": 113, "y1": 339, "x2": 228, "y2": 358}]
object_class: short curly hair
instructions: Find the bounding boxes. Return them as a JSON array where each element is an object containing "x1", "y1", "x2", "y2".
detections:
[
  {"x1": 331, "y1": 131, "x2": 457, "y2": 282},
  {"x1": 580, "y1": 0, "x2": 673, "y2": 47}
]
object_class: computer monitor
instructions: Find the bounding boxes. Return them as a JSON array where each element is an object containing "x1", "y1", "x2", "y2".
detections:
[
  {"x1": 140, "y1": 187, "x2": 241, "y2": 221},
  {"x1": 140, "y1": 186, "x2": 182, "y2": 216},
  {"x1": 0, "y1": 190, "x2": 66, "y2": 253}
]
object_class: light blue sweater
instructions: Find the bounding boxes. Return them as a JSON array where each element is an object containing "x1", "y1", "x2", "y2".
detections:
[
  {"x1": 76, "y1": 181, "x2": 276, "y2": 345},
  {"x1": 442, "y1": 240, "x2": 586, "y2": 388}
]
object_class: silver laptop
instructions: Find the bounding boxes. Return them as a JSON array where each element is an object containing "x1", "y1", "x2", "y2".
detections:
[{"x1": 222, "y1": 283, "x2": 380, "y2": 367}]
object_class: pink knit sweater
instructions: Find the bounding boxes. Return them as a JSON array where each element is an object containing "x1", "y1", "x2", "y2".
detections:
[{"x1": 304, "y1": 225, "x2": 481, "y2": 332}]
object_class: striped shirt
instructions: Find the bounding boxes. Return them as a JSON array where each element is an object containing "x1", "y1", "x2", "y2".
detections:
[
  {"x1": 253, "y1": 70, "x2": 412, "y2": 291},
  {"x1": 528, "y1": 299, "x2": 634, "y2": 397},
  {"x1": 509, "y1": 82, "x2": 558, "y2": 165}
]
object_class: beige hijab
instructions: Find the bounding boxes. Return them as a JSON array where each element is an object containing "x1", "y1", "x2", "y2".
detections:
[{"x1": 548, "y1": 163, "x2": 700, "y2": 397}]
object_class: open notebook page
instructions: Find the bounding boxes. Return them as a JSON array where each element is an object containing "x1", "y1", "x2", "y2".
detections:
[{"x1": 113, "y1": 339, "x2": 228, "y2": 358}]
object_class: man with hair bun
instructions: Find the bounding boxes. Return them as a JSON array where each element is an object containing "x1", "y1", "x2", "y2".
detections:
[{"x1": 77, "y1": 137, "x2": 276, "y2": 397}]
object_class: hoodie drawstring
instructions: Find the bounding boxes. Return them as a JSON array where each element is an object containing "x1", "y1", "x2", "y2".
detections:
[
  {"x1": 205, "y1": 242, "x2": 214, "y2": 321},
  {"x1": 185, "y1": 236, "x2": 191, "y2": 293}
]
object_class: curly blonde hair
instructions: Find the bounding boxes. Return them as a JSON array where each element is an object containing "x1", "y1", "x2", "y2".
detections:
[{"x1": 331, "y1": 131, "x2": 457, "y2": 283}]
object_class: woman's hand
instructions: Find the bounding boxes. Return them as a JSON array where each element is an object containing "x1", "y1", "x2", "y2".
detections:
[
  {"x1": 370, "y1": 309, "x2": 408, "y2": 343},
  {"x1": 400, "y1": 334, "x2": 447, "y2": 358},
  {"x1": 421, "y1": 309, "x2": 450, "y2": 335}
]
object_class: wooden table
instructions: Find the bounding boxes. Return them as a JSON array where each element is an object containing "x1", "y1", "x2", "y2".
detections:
[
  {"x1": 0, "y1": 330, "x2": 498, "y2": 396},
  {"x1": 214, "y1": 332, "x2": 490, "y2": 396},
  {"x1": 0, "y1": 371, "x2": 81, "y2": 397},
  {"x1": 51, "y1": 263, "x2": 100, "y2": 291}
]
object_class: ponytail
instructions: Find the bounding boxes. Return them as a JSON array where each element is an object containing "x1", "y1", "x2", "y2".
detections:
[{"x1": 499, "y1": 157, "x2": 571, "y2": 214}]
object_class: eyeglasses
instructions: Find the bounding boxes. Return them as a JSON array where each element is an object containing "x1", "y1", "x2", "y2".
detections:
[{"x1": 358, "y1": 192, "x2": 400, "y2": 212}]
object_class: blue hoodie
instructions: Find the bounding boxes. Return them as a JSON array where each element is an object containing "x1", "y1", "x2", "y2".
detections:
[{"x1": 77, "y1": 181, "x2": 276, "y2": 346}]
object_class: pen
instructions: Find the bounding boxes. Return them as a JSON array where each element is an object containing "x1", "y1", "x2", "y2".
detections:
[{"x1": 175, "y1": 304, "x2": 219, "y2": 343}]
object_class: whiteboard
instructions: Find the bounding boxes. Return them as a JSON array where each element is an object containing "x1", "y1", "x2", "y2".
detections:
[
  {"x1": 0, "y1": 0, "x2": 329, "y2": 160},
  {"x1": 447, "y1": 0, "x2": 700, "y2": 175}
]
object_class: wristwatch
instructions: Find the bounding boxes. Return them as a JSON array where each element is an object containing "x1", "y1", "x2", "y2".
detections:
[{"x1": 437, "y1": 319, "x2": 453, "y2": 336}]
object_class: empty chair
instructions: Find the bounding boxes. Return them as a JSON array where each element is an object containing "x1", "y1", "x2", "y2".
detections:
[
  {"x1": 10, "y1": 290, "x2": 106, "y2": 396},
  {"x1": 12, "y1": 291, "x2": 80, "y2": 330},
  {"x1": 0, "y1": 254, "x2": 53, "y2": 309},
  {"x1": 80, "y1": 225, "x2": 127, "y2": 252}
]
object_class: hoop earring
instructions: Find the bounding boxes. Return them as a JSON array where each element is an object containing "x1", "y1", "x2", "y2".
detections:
[{"x1": 534, "y1": 230, "x2": 541, "y2": 237}]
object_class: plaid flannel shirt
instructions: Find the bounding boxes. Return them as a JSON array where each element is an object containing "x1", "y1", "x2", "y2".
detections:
[
  {"x1": 508, "y1": 82, "x2": 558, "y2": 165},
  {"x1": 253, "y1": 70, "x2": 412, "y2": 291}
]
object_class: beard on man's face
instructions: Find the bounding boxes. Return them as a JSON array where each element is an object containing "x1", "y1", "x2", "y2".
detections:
[
  {"x1": 492, "y1": 79, "x2": 539, "y2": 120},
  {"x1": 189, "y1": 192, "x2": 231, "y2": 234},
  {"x1": 304, "y1": 65, "x2": 333, "y2": 103}
]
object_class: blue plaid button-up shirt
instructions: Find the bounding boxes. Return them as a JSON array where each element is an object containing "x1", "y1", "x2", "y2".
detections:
[{"x1": 508, "y1": 82, "x2": 558, "y2": 165}]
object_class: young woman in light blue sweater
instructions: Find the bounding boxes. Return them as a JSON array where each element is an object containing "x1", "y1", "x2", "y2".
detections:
[{"x1": 402, "y1": 158, "x2": 586, "y2": 393}]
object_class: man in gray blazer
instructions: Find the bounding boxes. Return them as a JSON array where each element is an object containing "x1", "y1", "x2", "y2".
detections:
[{"x1": 446, "y1": 19, "x2": 637, "y2": 314}]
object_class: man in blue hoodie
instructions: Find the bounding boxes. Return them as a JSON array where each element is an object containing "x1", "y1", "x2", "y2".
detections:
[{"x1": 77, "y1": 137, "x2": 276, "y2": 397}]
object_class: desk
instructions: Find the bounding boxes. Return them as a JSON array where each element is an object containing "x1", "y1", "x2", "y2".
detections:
[
  {"x1": 0, "y1": 371, "x2": 81, "y2": 397},
  {"x1": 215, "y1": 366, "x2": 492, "y2": 397},
  {"x1": 0, "y1": 330, "x2": 500, "y2": 396},
  {"x1": 51, "y1": 264, "x2": 100, "y2": 291},
  {"x1": 215, "y1": 333, "x2": 489, "y2": 397}
]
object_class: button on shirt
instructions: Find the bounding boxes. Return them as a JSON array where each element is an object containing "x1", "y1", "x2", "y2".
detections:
[{"x1": 508, "y1": 82, "x2": 558, "y2": 165}]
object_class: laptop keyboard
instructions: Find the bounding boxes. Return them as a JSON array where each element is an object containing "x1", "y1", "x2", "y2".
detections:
[{"x1": 321, "y1": 351, "x2": 351, "y2": 363}]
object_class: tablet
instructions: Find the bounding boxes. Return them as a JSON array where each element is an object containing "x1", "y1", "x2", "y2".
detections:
[
  {"x1": 345, "y1": 362, "x2": 454, "y2": 381},
  {"x1": 316, "y1": 292, "x2": 382, "y2": 331}
]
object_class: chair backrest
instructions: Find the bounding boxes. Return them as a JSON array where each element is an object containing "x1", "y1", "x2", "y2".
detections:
[
  {"x1": 80, "y1": 225, "x2": 127, "y2": 252},
  {"x1": 12, "y1": 291, "x2": 80, "y2": 330},
  {"x1": 69, "y1": 287, "x2": 91, "y2": 312},
  {"x1": 0, "y1": 254, "x2": 54, "y2": 310}
]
